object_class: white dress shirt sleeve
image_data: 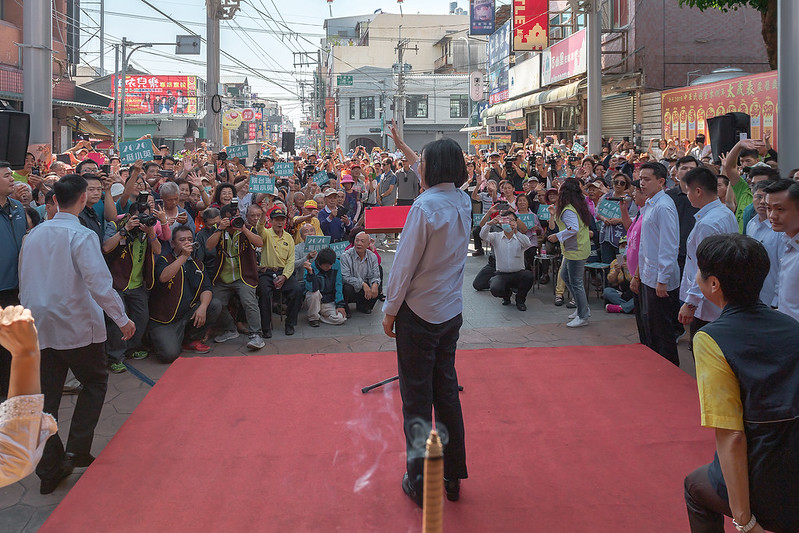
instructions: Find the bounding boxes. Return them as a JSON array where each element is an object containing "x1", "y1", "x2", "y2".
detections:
[
  {"x1": 382, "y1": 206, "x2": 430, "y2": 317},
  {"x1": 684, "y1": 223, "x2": 716, "y2": 307},
  {"x1": 515, "y1": 231, "x2": 532, "y2": 249},
  {"x1": 0, "y1": 395, "x2": 57, "y2": 489},
  {"x1": 556, "y1": 209, "x2": 579, "y2": 242},
  {"x1": 479, "y1": 223, "x2": 496, "y2": 244},
  {"x1": 73, "y1": 232, "x2": 129, "y2": 327},
  {"x1": 655, "y1": 204, "x2": 680, "y2": 286}
]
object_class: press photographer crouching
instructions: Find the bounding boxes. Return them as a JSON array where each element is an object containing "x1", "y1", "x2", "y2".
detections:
[
  {"x1": 102, "y1": 192, "x2": 162, "y2": 373},
  {"x1": 478, "y1": 208, "x2": 534, "y2": 311},
  {"x1": 148, "y1": 226, "x2": 221, "y2": 362}
]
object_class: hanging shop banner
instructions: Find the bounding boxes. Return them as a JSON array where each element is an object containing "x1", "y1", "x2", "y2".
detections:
[
  {"x1": 541, "y1": 28, "x2": 586, "y2": 86},
  {"x1": 508, "y1": 54, "x2": 541, "y2": 98},
  {"x1": 660, "y1": 70, "x2": 778, "y2": 149},
  {"x1": 470, "y1": 71, "x2": 484, "y2": 102},
  {"x1": 470, "y1": 0, "x2": 496, "y2": 35},
  {"x1": 513, "y1": 0, "x2": 548, "y2": 52},
  {"x1": 325, "y1": 98, "x2": 336, "y2": 136},
  {"x1": 488, "y1": 20, "x2": 511, "y2": 72},
  {"x1": 489, "y1": 65, "x2": 509, "y2": 105},
  {"x1": 111, "y1": 75, "x2": 198, "y2": 115}
]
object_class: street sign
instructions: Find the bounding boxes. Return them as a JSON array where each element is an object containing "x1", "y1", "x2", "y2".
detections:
[
  {"x1": 249, "y1": 172, "x2": 275, "y2": 194},
  {"x1": 118, "y1": 140, "x2": 154, "y2": 164},
  {"x1": 274, "y1": 162, "x2": 294, "y2": 177},
  {"x1": 176, "y1": 35, "x2": 201, "y2": 55},
  {"x1": 226, "y1": 144, "x2": 248, "y2": 160},
  {"x1": 470, "y1": 71, "x2": 484, "y2": 101},
  {"x1": 336, "y1": 75, "x2": 353, "y2": 86}
]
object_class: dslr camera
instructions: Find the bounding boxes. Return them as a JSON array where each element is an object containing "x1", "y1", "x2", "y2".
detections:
[
  {"x1": 229, "y1": 199, "x2": 245, "y2": 229},
  {"x1": 134, "y1": 192, "x2": 158, "y2": 227}
]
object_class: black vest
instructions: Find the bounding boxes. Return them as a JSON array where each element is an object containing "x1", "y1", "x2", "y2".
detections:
[{"x1": 701, "y1": 303, "x2": 799, "y2": 532}]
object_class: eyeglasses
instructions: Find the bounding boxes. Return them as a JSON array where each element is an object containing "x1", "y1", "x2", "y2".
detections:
[{"x1": 613, "y1": 181, "x2": 628, "y2": 186}]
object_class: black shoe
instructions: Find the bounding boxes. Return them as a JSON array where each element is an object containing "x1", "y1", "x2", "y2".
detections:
[
  {"x1": 377, "y1": 294, "x2": 386, "y2": 301},
  {"x1": 444, "y1": 478, "x2": 461, "y2": 502},
  {"x1": 309, "y1": 320, "x2": 321, "y2": 328},
  {"x1": 263, "y1": 329, "x2": 273, "y2": 339},
  {"x1": 516, "y1": 302, "x2": 527, "y2": 311},
  {"x1": 471, "y1": 249, "x2": 484, "y2": 257},
  {"x1": 65, "y1": 452, "x2": 95, "y2": 468},
  {"x1": 501, "y1": 297, "x2": 511, "y2": 306},
  {"x1": 402, "y1": 472, "x2": 423, "y2": 508},
  {"x1": 566, "y1": 299, "x2": 577, "y2": 309},
  {"x1": 40, "y1": 464, "x2": 74, "y2": 494},
  {"x1": 285, "y1": 324, "x2": 295, "y2": 336},
  {"x1": 345, "y1": 307, "x2": 352, "y2": 319}
]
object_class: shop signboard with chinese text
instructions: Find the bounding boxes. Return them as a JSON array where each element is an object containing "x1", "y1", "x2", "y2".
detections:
[
  {"x1": 112, "y1": 75, "x2": 198, "y2": 115},
  {"x1": 488, "y1": 21, "x2": 511, "y2": 105},
  {"x1": 541, "y1": 29, "x2": 586, "y2": 86},
  {"x1": 660, "y1": 70, "x2": 778, "y2": 149},
  {"x1": 470, "y1": 0, "x2": 495, "y2": 35},
  {"x1": 512, "y1": 0, "x2": 548, "y2": 52}
]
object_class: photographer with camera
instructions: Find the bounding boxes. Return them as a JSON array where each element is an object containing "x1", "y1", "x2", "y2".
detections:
[
  {"x1": 102, "y1": 192, "x2": 163, "y2": 373},
  {"x1": 205, "y1": 202, "x2": 265, "y2": 350},
  {"x1": 507, "y1": 152, "x2": 526, "y2": 192},
  {"x1": 484, "y1": 152, "x2": 506, "y2": 184},
  {"x1": 148, "y1": 226, "x2": 221, "y2": 362}
]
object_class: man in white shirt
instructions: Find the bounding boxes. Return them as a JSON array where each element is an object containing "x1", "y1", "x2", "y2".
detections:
[
  {"x1": 479, "y1": 210, "x2": 534, "y2": 311},
  {"x1": 765, "y1": 179, "x2": 799, "y2": 322},
  {"x1": 677, "y1": 167, "x2": 739, "y2": 341},
  {"x1": 746, "y1": 181, "x2": 783, "y2": 307},
  {"x1": 630, "y1": 162, "x2": 682, "y2": 366},
  {"x1": 19, "y1": 174, "x2": 134, "y2": 494}
]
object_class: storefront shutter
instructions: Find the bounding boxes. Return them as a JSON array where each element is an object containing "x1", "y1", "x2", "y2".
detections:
[{"x1": 601, "y1": 94, "x2": 634, "y2": 141}]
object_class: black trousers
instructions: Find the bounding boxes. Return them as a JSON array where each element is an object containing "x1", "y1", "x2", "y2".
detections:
[
  {"x1": 0, "y1": 288, "x2": 19, "y2": 399},
  {"x1": 640, "y1": 283, "x2": 681, "y2": 366},
  {"x1": 633, "y1": 291, "x2": 647, "y2": 345},
  {"x1": 395, "y1": 302, "x2": 467, "y2": 491},
  {"x1": 106, "y1": 286, "x2": 149, "y2": 363},
  {"x1": 684, "y1": 464, "x2": 732, "y2": 533},
  {"x1": 342, "y1": 283, "x2": 378, "y2": 312},
  {"x1": 472, "y1": 226, "x2": 484, "y2": 252},
  {"x1": 472, "y1": 254, "x2": 496, "y2": 291},
  {"x1": 489, "y1": 270, "x2": 535, "y2": 303},
  {"x1": 37, "y1": 342, "x2": 108, "y2": 480},
  {"x1": 149, "y1": 299, "x2": 223, "y2": 363},
  {"x1": 258, "y1": 271, "x2": 302, "y2": 331}
]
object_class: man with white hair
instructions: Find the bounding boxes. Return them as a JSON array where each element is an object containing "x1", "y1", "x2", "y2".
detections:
[
  {"x1": 341, "y1": 231, "x2": 380, "y2": 315},
  {"x1": 12, "y1": 182, "x2": 33, "y2": 208}
]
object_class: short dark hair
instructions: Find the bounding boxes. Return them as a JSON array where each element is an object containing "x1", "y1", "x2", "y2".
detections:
[
  {"x1": 696, "y1": 234, "x2": 769, "y2": 307},
  {"x1": 201, "y1": 207, "x2": 220, "y2": 222},
  {"x1": 717, "y1": 175, "x2": 729, "y2": 186},
  {"x1": 764, "y1": 179, "x2": 799, "y2": 209},
  {"x1": 499, "y1": 209, "x2": 517, "y2": 219},
  {"x1": 53, "y1": 174, "x2": 88, "y2": 209},
  {"x1": 82, "y1": 173, "x2": 103, "y2": 185},
  {"x1": 171, "y1": 224, "x2": 193, "y2": 241},
  {"x1": 420, "y1": 138, "x2": 467, "y2": 188},
  {"x1": 75, "y1": 159, "x2": 99, "y2": 174},
  {"x1": 676, "y1": 155, "x2": 699, "y2": 171},
  {"x1": 749, "y1": 166, "x2": 780, "y2": 182},
  {"x1": 682, "y1": 167, "x2": 717, "y2": 194},
  {"x1": 25, "y1": 206, "x2": 41, "y2": 227},
  {"x1": 220, "y1": 203, "x2": 238, "y2": 219},
  {"x1": 162, "y1": 155, "x2": 176, "y2": 165},
  {"x1": 44, "y1": 189, "x2": 56, "y2": 205},
  {"x1": 316, "y1": 247, "x2": 337, "y2": 266},
  {"x1": 143, "y1": 162, "x2": 160, "y2": 173},
  {"x1": 739, "y1": 148, "x2": 759, "y2": 161},
  {"x1": 0, "y1": 160, "x2": 10, "y2": 170},
  {"x1": 752, "y1": 180, "x2": 771, "y2": 194},
  {"x1": 640, "y1": 161, "x2": 668, "y2": 182}
]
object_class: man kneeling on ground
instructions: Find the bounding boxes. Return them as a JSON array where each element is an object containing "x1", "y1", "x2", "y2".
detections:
[
  {"x1": 149, "y1": 225, "x2": 221, "y2": 362},
  {"x1": 479, "y1": 209, "x2": 534, "y2": 311},
  {"x1": 303, "y1": 247, "x2": 346, "y2": 326},
  {"x1": 341, "y1": 231, "x2": 381, "y2": 316}
]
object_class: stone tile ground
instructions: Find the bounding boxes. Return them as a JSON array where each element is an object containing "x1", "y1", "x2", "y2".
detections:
[{"x1": 0, "y1": 249, "x2": 696, "y2": 531}]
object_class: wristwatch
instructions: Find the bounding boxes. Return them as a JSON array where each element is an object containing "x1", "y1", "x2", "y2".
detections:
[{"x1": 733, "y1": 514, "x2": 756, "y2": 533}]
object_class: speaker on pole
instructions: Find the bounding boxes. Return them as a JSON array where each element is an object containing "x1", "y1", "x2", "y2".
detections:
[
  {"x1": 707, "y1": 112, "x2": 750, "y2": 163},
  {"x1": 281, "y1": 132, "x2": 295, "y2": 154},
  {"x1": 0, "y1": 111, "x2": 31, "y2": 169}
]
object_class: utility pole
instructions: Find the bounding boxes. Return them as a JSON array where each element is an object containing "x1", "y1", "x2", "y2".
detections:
[
  {"x1": 113, "y1": 43, "x2": 119, "y2": 145},
  {"x1": 394, "y1": 26, "x2": 418, "y2": 142},
  {"x1": 100, "y1": 0, "x2": 105, "y2": 74},
  {"x1": 206, "y1": 0, "x2": 241, "y2": 150},
  {"x1": 778, "y1": 0, "x2": 798, "y2": 171},
  {"x1": 586, "y1": 0, "x2": 602, "y2": 154},
  {"x1": 22, "y1": 0, "x2": 52, "y2": 146}
]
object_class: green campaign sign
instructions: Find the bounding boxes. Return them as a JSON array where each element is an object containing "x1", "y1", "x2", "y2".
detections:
[
  {"x1": 596, "y1": 199, "x2": 622, "y2": 220},
  {"x1": 313, "y1": 171, "x2": 330, "y2": 186},
  {"x1": 274, "y1": 162, "x2": 294, "y2": 177},
  {"x1": 329, "y1": 240, "x2": 348, "y2": 257},
  {"x1": 517, "y1": 213, "x2": 537, "y2": 227},
  {"x1": 303, "y1": 235, "x2": 331, "y2": 253},
  {"x1": 249, "y1": 172, "x2": 275, "y2": 194},
  {"x1": 119, "y1": 140, "x2": 154, "y2": 164},
  {"x1": 473, "y1": 213, "x2": 483, "y2": 227},
  {"x1": 537, "y1": 204, "x2": 551, "y2": 221},
  {"x1": 226, "y1": 144, "x2": 249, "y2": 160}
]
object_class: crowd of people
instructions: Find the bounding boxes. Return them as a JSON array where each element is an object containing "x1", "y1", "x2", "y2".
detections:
[{"x1": 1, "y1": 127, "x2": 797, "y2": 530}]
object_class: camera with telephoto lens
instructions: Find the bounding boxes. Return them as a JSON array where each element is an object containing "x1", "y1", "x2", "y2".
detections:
[
  {"x1": 134, "y1": 192, "x2": 158, "y2": 227},
  {"x1": 229, "y1": 199, "x2": 245, "y2": 228}
]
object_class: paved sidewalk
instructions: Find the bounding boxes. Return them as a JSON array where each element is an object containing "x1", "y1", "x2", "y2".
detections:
[{"x1": 0, "y1": 250, "x2": 694, "y2": 532}]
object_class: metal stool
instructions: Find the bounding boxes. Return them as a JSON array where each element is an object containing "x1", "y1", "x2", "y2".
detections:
[{"x1": 583, "y1": 262, "x2": 611, "y2": 301}]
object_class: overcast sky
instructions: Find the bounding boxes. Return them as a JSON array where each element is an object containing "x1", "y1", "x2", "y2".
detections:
[{"x1": 86, "y1": 0, "x2": 511, "y2": 122}]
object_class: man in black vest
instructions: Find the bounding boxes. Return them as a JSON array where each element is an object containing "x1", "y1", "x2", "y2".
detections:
[{"x1": 684, "y1": 233, "x2": 799, "y2": 533}]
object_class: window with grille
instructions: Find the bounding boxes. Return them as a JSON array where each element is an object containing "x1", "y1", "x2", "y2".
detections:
[
  {"x1": 406, "y1": 95, "x2": 428, "y2": 119},
  {"x1": 450, "y1": 95, "x2": 469, "y2": 118}
]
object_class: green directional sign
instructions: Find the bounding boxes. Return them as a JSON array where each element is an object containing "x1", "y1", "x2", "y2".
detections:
[{"x1": 337, "y1": 75, "x2": 353, "y2": 86}]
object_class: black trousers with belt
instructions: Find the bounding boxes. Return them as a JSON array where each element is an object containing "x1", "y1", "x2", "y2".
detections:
[
  {"x1": 37, "y1": 342, "x2": 108, "y2": 480},
  {"x1": 395, "y1": 302, "x2": 467, "y2": 492},
  {"x1": 639, "y1": 283, "x2": 681, "y2": 366},
  {"x1": 258, "y1": 270, "x2": 302, "y2": 331}
]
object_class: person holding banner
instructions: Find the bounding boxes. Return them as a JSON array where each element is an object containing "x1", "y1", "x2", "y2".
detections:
[{"x1": 597, "y1": 173, "x2": 634, "y2": 264}]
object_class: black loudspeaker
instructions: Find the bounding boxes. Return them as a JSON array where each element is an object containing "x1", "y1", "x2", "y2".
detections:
[
  {"x1": 0, "y1": 111, "x2": 31, "y2": 169},
  {"x1": 707, "y1": 112, "x2": 750, "y2": 163},
  {"x1": 281, "y1": 132, "x2": 295, "y2": 154}
]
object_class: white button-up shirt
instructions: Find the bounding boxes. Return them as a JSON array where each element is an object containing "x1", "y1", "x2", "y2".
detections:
[
  {"x1": 639, "y1": 189, "x2": 681, "y2": 291},
  {"x1": 680, "y1": 199, "x2": 739, "y2": 321},
  {"x1": 777, "y1": 232, "x2": 799, "y2": 322},
  {"x1": 479, "y1": 224, "x2": 531, "y2": 273},
  {"x1": 19, "y1": 212, "x2": 128, "y2": 350},
  {"x1": 746, "y1": 215, "x2": 783, "y2": 307},
  {"x1": 382, "y1": 183, "x2": 472, "y2": 324}
]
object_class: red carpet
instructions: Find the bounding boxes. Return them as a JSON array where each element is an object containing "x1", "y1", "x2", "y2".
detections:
[{"x1": 42, "y1": 345, "x2": 715, "y2": 532}]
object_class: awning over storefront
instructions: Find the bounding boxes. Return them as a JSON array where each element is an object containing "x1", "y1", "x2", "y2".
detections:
[
  {"x1": 66, "y1": 110, "x2": 113, "y2": 139},
  {"x1": 482, "y1": 79, "x2": 584, "y2": 119}
]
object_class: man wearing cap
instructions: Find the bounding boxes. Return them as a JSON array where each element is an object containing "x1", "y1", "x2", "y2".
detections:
[
  {"x1": 340, "y1": 172, "x2": 362, "y2": 221},
  {"x1": 377, "y1": 159, "x2": 398, "y2": 207},
  {"x1": 293, "y1": 199, "x2": 322, "y2": 243},
  {"x1": 319, "y1": 188, "x2": 353, "y2": 242},
  {"x1": 484, "y1": 152, "x2": 505, "y2": 184},
  {"x1": 256, "y1": 207, "x2": 301, "y2": 336}
]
